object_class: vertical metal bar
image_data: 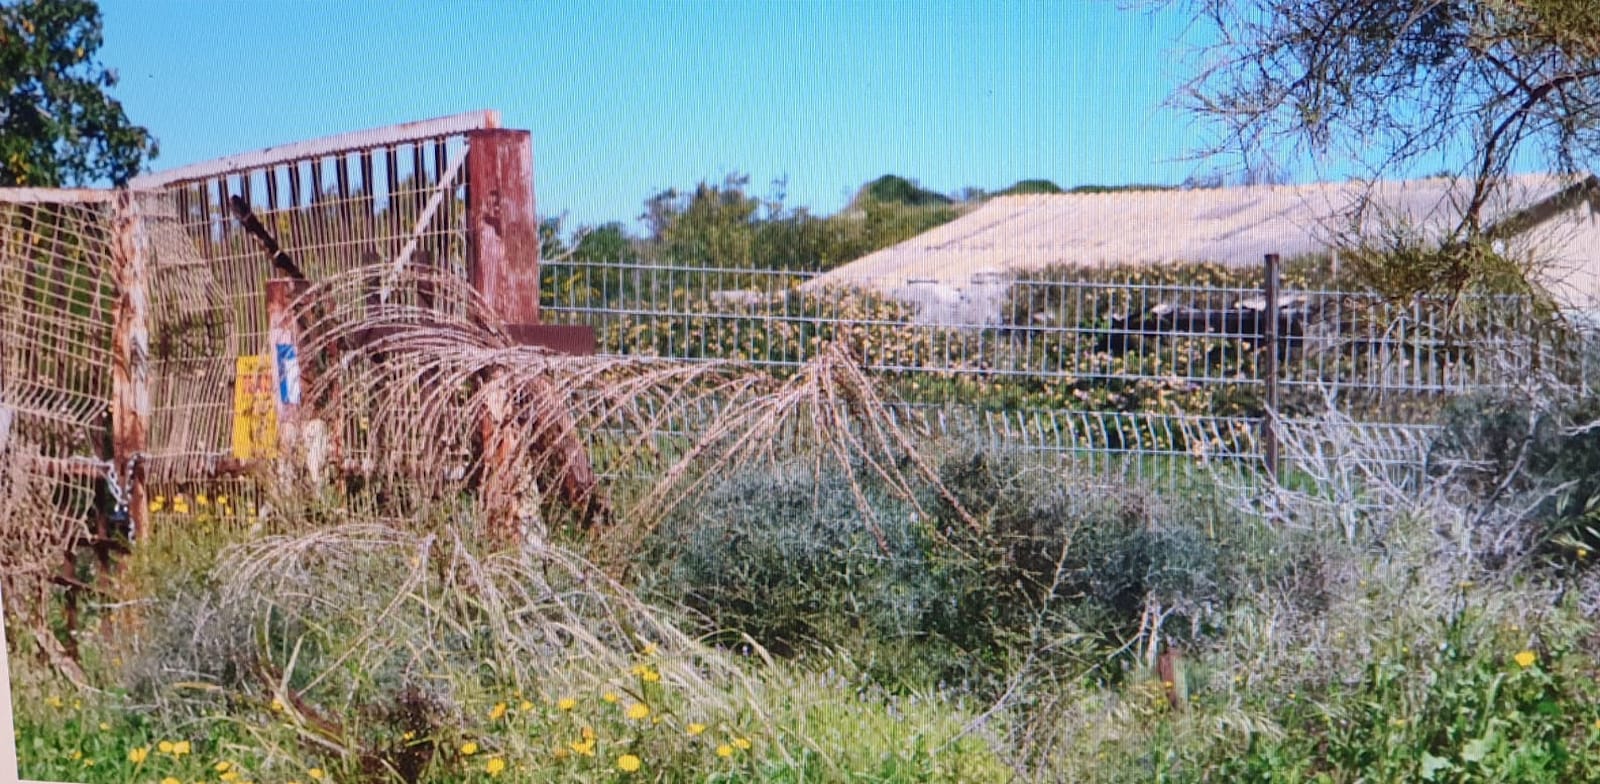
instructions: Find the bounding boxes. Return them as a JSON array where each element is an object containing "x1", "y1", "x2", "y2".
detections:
[{"x1": 1262, "y1": 253, "x2": 1281, "y2": 483}]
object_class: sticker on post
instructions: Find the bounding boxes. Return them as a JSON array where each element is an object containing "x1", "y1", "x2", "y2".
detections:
[{"x1": 276, "y1": 343, "x2": 302, "y2": 406}]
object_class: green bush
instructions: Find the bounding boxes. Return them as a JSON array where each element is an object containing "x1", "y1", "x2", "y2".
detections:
[{"x1": 643, "y1": 448, "x2": 1245, "y2": 693}]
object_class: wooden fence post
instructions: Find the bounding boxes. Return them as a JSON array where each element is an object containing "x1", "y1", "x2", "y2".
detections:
[
  {"x1": 111, "y1": 190, "x2": 150, "y2": 543},
  {"x1": 1262, "y1": 253, "x2": 1281, "y2": 483}
]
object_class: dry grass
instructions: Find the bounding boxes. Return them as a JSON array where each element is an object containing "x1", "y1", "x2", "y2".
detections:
[{"x1": 280, "y1": 264, "x2": 974, "y2": 573}]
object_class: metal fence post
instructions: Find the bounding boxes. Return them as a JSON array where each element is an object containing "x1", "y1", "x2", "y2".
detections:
[{"x1": 1262, "y1": 253, "x2": 1281, "y2": 483}]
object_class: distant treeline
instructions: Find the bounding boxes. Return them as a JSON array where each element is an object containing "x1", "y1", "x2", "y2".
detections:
[{"x1": 541, "y1": 173, "x2": 1208, "y2": 274}]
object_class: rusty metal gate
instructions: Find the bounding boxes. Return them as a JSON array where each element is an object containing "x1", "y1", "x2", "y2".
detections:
[{"x1": 1, "y1": 111, "x2": 550, "y2": 623}]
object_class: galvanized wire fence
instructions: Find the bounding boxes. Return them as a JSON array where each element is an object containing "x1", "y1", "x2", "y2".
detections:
[{"x1": 540, "y1": 258, "x2": 1591, "y2": 489}]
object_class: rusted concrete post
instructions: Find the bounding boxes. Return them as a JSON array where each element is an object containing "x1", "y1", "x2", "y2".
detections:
[
  {"x1": 466, "y1": 129, "x2": 540, "y2": 324},
  {"x1": 111, "y1": 190, "x2": 151, "y2": 542}
]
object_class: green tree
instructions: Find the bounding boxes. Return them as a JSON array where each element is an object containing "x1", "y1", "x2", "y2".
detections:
[
  {"x1": 1, "y1": 0, "x2": 156, "y2": 186},
  {"x1": 645, "y1": 173, "x2": 761, "y2": 267}
]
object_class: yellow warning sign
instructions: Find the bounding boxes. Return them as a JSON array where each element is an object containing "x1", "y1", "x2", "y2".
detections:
[{"x1": 231, "y1": 354, "x2": 278, "y2": 459}]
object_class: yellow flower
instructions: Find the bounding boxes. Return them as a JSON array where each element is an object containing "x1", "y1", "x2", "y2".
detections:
[
  {"x1": 161, "y1": 778, "x2": 181, "y2": 784},
  {"x1": 45, "y1": 695, "x2": 63, "y2": 709},
  {"x1": 553, "y1": 747, "x2": 570, "y2": 761},
  {"x1": 149, "y1": 496, "x2": 165, "y2": 512},
  {"x1": 1580, "y1": 548, "x2": 1590, "y2": 559},
  {"x1": 215, "y1": 761, "x2": 232, "y2": 773},
  {"x1": 271, "y1": 698, "x2": 285, "y2": 712},
  {"x1": 581, "y1": 725, "x2": 595, "y2": 741},
  {"x1": 557, "y1": 697, "x2": 577, "y2": 712},
  {"x1": 569, "y1": 738, "x2": 596, "y2": 757},
  {"x1": 731, "y1": 737, "x2": 752, "y2": 750},
  {"x1": 686, "y1": 723, "x2": 706, "y2": 736},
  {"x1": 221, "y1": 771, "x2": 240, "y2": 783},
  {"x1": 485, "y1": 757, "x2": 506, "y2": 777},
  {"x1": 641, "y1": 668, "x2": 661, "y2": 683},
  {"x1": 197, "y1": 494, "x2": 210, "y2": 506},
  {"x1": 602, "y1": 691, "x2": 619, "y2": 704},
  {"x1": 641, "y1": 643, "x2": 658, "y2": 656},
  {"x1": 1514, "y1": 650, "x2": 1538, "y2": 668},
  {"x1": 173, "y1": 496, "x2": 191, "y2": 514},
  {"x1": 98, "y1": 722, "x2": 110, "y2": 731},
  {"x1": 625, "y1": 702, "x2": 650, "y2": 720},
  {"x1": 172, "y1": 740, "x2": 191, "y2": 756},
  {"x1": 716, "y1": 744, "x2": 733, "y2": 758},
  {"x1": 308, "y1": 767, "x2": 325, "y2": 780},
  {"x1": 128, "y1": 746, "x2": 149, "y2": 764},
  {"x1": 488, "y1": 702, "x2": 507, "y2": 721},
  {"x1": 518, "y1": 700, "x2": 533, "y2": 712},
  {"x1": 157, "y1": 740, "x2": 174, "y2": 754},
  {"x1": 460, "y1": 741, "x2": 479, "y2": 756},
  {"x1": 617, "y1": 753, "x2": 642, "y2": 773},
  {"x1": 402, "y1": 731, "x2": 415, "y2": 741}
]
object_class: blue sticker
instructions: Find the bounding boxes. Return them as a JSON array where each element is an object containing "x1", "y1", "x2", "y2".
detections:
[{"x1": 275, "y1": 343, "x2": 302, "y2": 405}]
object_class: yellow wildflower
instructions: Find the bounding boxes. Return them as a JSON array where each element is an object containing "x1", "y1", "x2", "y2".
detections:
[
  {"x1": 308, "y1": 768, "x2": 325, "y2": 780},
  {"x1": 602, "y1": 691, "x2": 619, "y2": 704},
  {"x1": 641, "y1": 643, "x2": 658, "y2": 656},
  {"x1": 553, "y1": 747, "x2": 570, "y2": 761},
  {"x1": 221, "y1": 772, "x2": 240, "y2": 783},
  {"x1": 518, "y1": 700, "x2": 533, "y2": 712},
  {"x1": 98, "y1": 722, "x2": 110, "y2": 731},
  {"x1": 641, "y1": 668, "x2": 661, "y2": 683},
  {"x1": 157, "y1": 740, "x2": 174, "y2": 754},
  {"x1": 731, "y1": 737, "x2": 752, "y2": 750},
  {"x1": 485, "y1": 757, "x2": 506, "y2": 777},
  {"x1": 617, "y1": 753, "x2": 642, "y2": 773},
  {"x1": 488, "y1": 702, "x2": 507, "y2": 721},
  {"x1": 271, "y1": 698, "x2": 285, "y2": 712},
  {"x1": 173, "y1": 495, "x2": 190, "y2": 514},
  {"x1": 1514, "y1": 650, "x2": 1538, "y2": 668},
  {"x1": 581, "y1": 726, "x2": 596, "y2": 741},
  {"x1": 149, "y1": 496, "x2": 165, "y2": 512},
  {"x1": 128, "y1": 746, "x2": 149, "y2": 764},
  {"x1": 569, "y1": 738, "x2": 596, "y2": 757},
  {"x1": 460, "y1": 741, "x2": 479, "y2": 756},
  {"x1": 172, "y1": 740, "x2": 191, "y2": 756},
  {"x1": 45, "y1": 695, "x2": 63, "y2": 709},
  {"x1": 626, "y1": 702, "x2": 650, "y2": 721},
  {"x1": 161, "y1": 778, "x2": 181, "y2": 784},
  {"x1": 716, "y1": 744, "x2": 733, "y2": 758},
  {"x1": 197, "y1": 494, "x2": 210, "y2": 506},
  {"x1": 557, "y1": 697, "x2": 577, "y2": 712},
  {"x1": 215, "y1": 761, "x2": 232, "y2": 773},
  {"x1": 686, "y1": 723, "x2": 706, "y2": 736}
]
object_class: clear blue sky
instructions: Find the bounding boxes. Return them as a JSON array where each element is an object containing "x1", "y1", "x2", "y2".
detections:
[{"x1": 98, "y1": 1, "x2": 1210, "y2": 232}]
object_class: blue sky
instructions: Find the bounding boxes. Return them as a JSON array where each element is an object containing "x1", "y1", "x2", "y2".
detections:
[{"x1": 99, "y1": 1, "x2": 1208, "y2": 231}]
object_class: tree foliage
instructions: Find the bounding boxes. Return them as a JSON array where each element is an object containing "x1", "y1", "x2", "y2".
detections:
[
  {"x1": 0, "y1": 0, "x2": 155, "y2": 186},
  {"x1": 1178, "y1": 0, "x2": 1600, "y2": 235}
]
